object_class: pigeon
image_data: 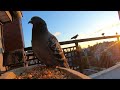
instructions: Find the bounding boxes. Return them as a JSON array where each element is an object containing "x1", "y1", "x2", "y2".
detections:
[
  {"x1": 71, "y1": 34, "x2": 79, "y2": 40},
  {"x1": 28, "y1": 16, "x2": 69, "y2": 68}
]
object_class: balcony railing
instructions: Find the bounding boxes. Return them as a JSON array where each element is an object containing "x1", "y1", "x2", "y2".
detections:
[{"x1": 5, "y1": 35, "x2": 120, "y2": 71}]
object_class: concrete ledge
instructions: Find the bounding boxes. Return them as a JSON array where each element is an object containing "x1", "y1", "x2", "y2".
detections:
[
  {"x1": 0, "y1": 65, "x2": 91, "y2": 79},
  {"x1": 89, "y1": 63, "x2": 120, "y2": 79},
  {"x1": 0, "y1": 72, "x2": 16, "y2": 79},
  {"x1": 58, "y1": 67, "x2": 91, "y2": 79},
  {"x1": 8, "y1": 65, "x2": 40, "y2": 76},
  {"x1": 0, "y1": 65, "x2": 39, "y2": 79}
]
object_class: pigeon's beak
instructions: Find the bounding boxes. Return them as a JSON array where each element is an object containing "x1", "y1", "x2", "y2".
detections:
[{"x1": 28, "y1": 20, "x2": 32, "y2": 24}]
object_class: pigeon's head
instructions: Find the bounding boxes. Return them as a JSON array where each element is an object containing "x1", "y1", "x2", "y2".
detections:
[{"x1": 28, "y1": 16, "x2": 46, "y2": 26}]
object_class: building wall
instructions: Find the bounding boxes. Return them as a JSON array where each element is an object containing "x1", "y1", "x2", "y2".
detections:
[
  {"x1": 0, "y1": 25, "x2": 2, "y2": 50},
  {"x1": 0, "y1": 24, "x2": 5, "y2": 71},
  {"x1": 3, "y1": 18, "x2": 24, "y2": 51},
  {"x1": 0, "y1": 24, "x2": 3, "y2": 70}
]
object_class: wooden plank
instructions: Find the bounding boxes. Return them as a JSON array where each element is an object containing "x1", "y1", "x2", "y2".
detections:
[
  {"x1": 62, "y1": 46, "x2": 76, "y2": 49},
  {"x1": 26, "y1": 58, "x2": 38, "y2": 61},
  {"x1": 24, "y1": 47, "x2": 32, "y2": 51},
  {"x1": 24, "y1": 35, "x2": 120, "y2": 51},
  {"x1": 59, "y1": 35, "x2": 120, "y2": 45},
  {"x1": 5, "y1": 11, "x2": 12, "y2": 21},
  {"x1": 26, "y1": 53, "x2": 34, "y2": 56}
]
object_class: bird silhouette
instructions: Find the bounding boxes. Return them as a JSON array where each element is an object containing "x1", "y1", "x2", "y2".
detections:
[
  {"x1": 28, "y1": 16, "x2": 69, "y2": 68},
  {"x1": 71, "y1": 34, "x2": 79, "y2": 40},
  {"x1": 116, "y1": 32, "x2": 118, "y2": 35},
  {"x1": 102, "y1": 33, "x2": 105, "y2": 37}
]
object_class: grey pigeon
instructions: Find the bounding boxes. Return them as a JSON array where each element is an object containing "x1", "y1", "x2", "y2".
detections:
[
  {"x1": 28, "y1": 16, "x2": 69, "y2": 68},
  {"x1": 71, "y1": 34, "x2": 79, "y2": 40}
]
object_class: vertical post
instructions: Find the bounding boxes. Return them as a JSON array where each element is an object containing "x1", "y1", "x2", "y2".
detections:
[
  {"x1": 75, "y1": 42, "x2": 80, "y2": 59},
  {"x1": 75, "y1": 42, "x2": 82, "y2": 71},
  {"x1": 75, "y1": 42, "x2": 81, "y2": 54},
  {"x1": 118, "y1": 11, "x2": 120, "y2": 63},
  {"x1": 75, "y1": 42, "x2": 79, "y2": 51},
  {"x1": 117, "y1": 35, "x2": 119, "y2": 41}
]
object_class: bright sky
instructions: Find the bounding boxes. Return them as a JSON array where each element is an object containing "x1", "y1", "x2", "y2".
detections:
[{"x1": 22, "y1": 11, "x2": 120, "y2": 48}]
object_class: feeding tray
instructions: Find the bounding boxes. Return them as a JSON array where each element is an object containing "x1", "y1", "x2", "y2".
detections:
[{"x1": 0, "y1": 65, "x2": 91, "y2": 79}]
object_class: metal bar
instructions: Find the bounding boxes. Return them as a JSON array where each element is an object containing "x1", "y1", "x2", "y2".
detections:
[
  {"x1": 59, "y1": 35, "x2": 120, "y2": 45},
  {"x1": 24, "y1": 35, "x2": 120, "y2": 51},
  {"x1": 26, "y1": 58, "x2": 38, "y2": 61}
]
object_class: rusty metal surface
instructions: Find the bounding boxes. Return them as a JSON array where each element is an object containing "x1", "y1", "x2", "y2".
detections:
[{"x1": 0, "y1": 11, "x2": 12, "y2": 23}]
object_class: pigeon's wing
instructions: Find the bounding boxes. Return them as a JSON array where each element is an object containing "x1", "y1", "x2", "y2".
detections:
[
  {"x1": 47, "y1": 35, "x2": 70, "y2": 68},
  {"x1": 48, "y1": 35, "x2": 66, "y2": 61}
]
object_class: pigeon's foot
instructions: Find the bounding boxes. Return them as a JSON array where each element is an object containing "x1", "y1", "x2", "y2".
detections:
[
  {"x1": 63, "y1": 62, "x2": 70, "y2": 69},
  {"x1": 57, "y1": 60, "x2": 70, "y2": 69}
]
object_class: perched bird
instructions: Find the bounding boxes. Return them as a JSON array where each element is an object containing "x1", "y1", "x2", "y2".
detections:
[
  {"x1": 102, "y1": 33, "x2": 105, "y2": 37},
  {"x1": 116, "y1": 32, "x2": 118, "y2": 35},
  {"x1": 71, "y1": 34, "x2": 79, "y2": 40},
  {"x1": 28, "y1": 16, "x2": 69, "y2": 68}
]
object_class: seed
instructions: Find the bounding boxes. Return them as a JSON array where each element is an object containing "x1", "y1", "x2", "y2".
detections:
[
  {"x1": 48, "y1": 71, "x2": 52, "y2": 74},
  {"x1": 16, "y1": 66, "x2": 72, "y2": 79},
  {"x1": 28, "y1": 74, "x2": 32, "y2": 79},
  {"x1": 42, "y1": 75, "x2": 47, "y2": 79},
  {"x1": 44, "y1": 71, "x2": 48, "y2": 75}
]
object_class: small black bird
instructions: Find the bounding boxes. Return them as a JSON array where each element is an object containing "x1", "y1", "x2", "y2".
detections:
[
  {"x1": 116, "y1": 32, "x2": 118, "y2": 35},
  {"x1": 71, "y1": 34, "x2": 79, "y2": 40},
  {"x1": 102, "y1": 33, "x2": 105, "y2": 37}
]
